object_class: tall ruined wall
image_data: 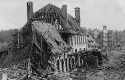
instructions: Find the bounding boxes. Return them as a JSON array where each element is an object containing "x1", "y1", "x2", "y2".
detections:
[{"x1": 32, "y1": 21, "x2": 70, "y2": 54}]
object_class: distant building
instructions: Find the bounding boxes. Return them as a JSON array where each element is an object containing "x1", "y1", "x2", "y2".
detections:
[
  {"x1": 93, "y1": 28, "x2": 100, "y2": 39},
  {"x1": 107, "y1": 30, "x2": 113, "y2": 49},
  {"x1": 102, "y1": 26, "x2": 108, "y2": 51},
  {"x1": 113, "y1": 31, "x2": 121, "y2": 49}
]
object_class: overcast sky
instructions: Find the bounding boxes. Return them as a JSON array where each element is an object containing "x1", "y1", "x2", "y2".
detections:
[{"x1": 0, "y1": 0, "x2": 125, "y2": 30}]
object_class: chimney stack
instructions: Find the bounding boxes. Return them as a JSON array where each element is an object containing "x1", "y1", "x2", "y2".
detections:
[
  {"x1": 27, "y1": 1, "x2": 33, "y2": 21},
  {"x1": 75, "y1": 7, "x2": 80, "y2": 27},
  {"x1": 61, "y1": 5, "x2": 67, "y2": 19}
]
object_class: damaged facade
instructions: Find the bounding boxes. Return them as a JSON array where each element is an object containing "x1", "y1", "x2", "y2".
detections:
[
  {"x1": 0, "y1": 1, "x2": 99, "y2": 76},
  {"x1": 26, "y1": 1, "x2": 98, "y2": 72}
]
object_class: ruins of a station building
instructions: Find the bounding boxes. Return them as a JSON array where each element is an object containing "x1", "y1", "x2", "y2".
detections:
[
  {"x1": 27, "y1": 1, "x2": 96, "y2": 52},
  {"x1": 26, "y1": 1, "x2": 97, "y2": 72},
  {"x1": 0, "y1": 1, "x2": 98, "y2": 73}
]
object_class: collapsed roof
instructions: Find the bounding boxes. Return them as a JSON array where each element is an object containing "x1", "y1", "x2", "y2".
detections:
[
  {"x1": 30, "y1": 4, "x2": 82, "y2": 34},
  {"x1": 0, "y1": 4, "x2": 84, "y2": 67}
]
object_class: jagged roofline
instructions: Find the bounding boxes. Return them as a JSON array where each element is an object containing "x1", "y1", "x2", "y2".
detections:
[
  {"x1": 31, "y1": 4, "x2": 69, "y2": 31},
  {"x1": 31, "y1": 4, "x2": 82, "y2": 34},
  {"x1": 32, "y1": 4, "x2": 64, "y2": 22},
  {"x1": 35, "y1": 4, "x2": 62, "y2": 15}
]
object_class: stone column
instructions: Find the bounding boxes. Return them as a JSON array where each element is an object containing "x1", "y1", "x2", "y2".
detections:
[
  {"x1": 72, "y1": 56, "x2": 75, "y2": 66},
  {"x1": 66, "y1": 58, "x2": 69, "y2": 72},
  {"x1": 78, "y1": 35, "x2": 79, "y2": 46},
  {"x1": 62, "y1": 54, "x2": 66, "y2": 72},
  {"x1": 76, "y1": 35, "x2": 78, "y2": 45},
  {"x1": 59, "y1": 58, "x2": 62, "y2": 72},
  {"x1": 76, "y1": 35, "x2": 78, "y2": 46},
  {"x1": 28, "y1": 58, "x2": 32, "y2": 77},
  {"x1": 71, "y1": 57, "x2": 73, "y2": 69},
  {"x1": 68, "y1": 58, "x2": 71, "y2": 71},
  {"x1": 81, "y1": 58, "x2": 84, "y2": 66},
  {"x1": 72, "y1": 36, "x2": 75, "y2": 47},
  {"x1": 83, "y1": 36, "x2": 85, "y2": 43},
  {"x1": 80, "y1": 36, "x2": 82, "y2": 44},
  {"x1": 74, "y1": 36, "x2": 76, "y2": 47},
  {"x1": 71, "y1": 36, "x2": 73, "y2": 46},
  {"x1": 78, "y1": 55, "x2": 81, "y2": 67},
  {"x1": 79, "y1": 36, "x2": 80, "y2": 44},
  {"x1": 78, "y1": 36, "x2": 79, "y2": 45},
  {"x1": 69, "y1": 57, "x2": 72, "y2": 71},
  {"x1": 82, "y1": 36, "x2": 84, "y2": 44},
  {"x1": 63, "y1": 59, "x2": 66, "y2": 72}
]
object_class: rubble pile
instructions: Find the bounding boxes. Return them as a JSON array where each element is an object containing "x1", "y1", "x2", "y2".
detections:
[
  {"x1": 0, "y1": 21, "x2": 70, "y2": 79},
  {"x1": 32, "y1": 21, "x2": 70, "y2": 55},
  {"x1": 0, "y1": 68, "x2": 27, "y2": 80},
  {"x1": 1, "y1": 2, "x2": 125, "y2": 80},
  {"x1": 102, "y1": 50, "x2": 125, "y2": 71},
  {"x1": 87, "y1": 70, "x2": 121, "y2": 80}
]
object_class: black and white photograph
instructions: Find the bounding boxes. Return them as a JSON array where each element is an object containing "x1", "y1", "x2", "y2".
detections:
[{"x1": 0, "y1": 0, "x2": 125, "y2": 80}]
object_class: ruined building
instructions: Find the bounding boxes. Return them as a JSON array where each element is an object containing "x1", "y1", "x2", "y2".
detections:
[
  {"x1": 0, "y1": 1, "x2": 99, "y2": 74},
  {"x1": 27, "y1": 1, "x2": 97, "y2": 52},
  {"x1": 26, "y1": 1, "x2": 98, "y2": 72}
]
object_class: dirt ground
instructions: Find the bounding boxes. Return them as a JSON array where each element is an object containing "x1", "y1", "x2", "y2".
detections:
[
  {"x1": 1, "y1": 50, "x2": 125, "y2": 80},
  {"x1": 48, "y1": 50, "x2": 125, "y2": 80}
]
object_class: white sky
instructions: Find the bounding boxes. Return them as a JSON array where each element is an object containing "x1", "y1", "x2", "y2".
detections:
[{"x1": 0, "y1": 0, "x2": 125, "y2": 30}]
